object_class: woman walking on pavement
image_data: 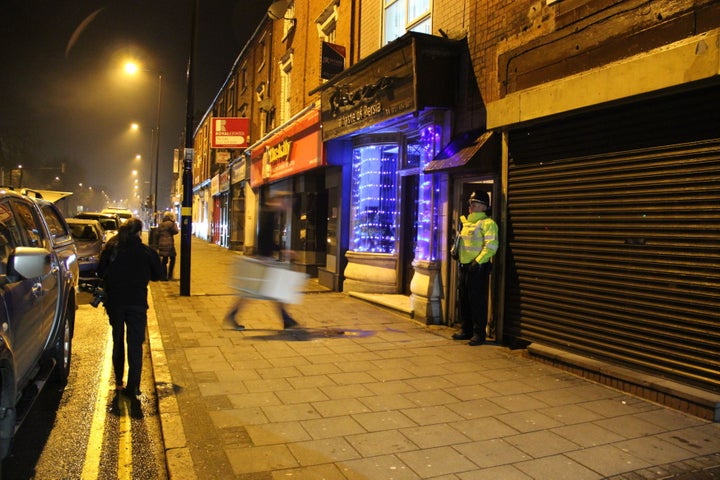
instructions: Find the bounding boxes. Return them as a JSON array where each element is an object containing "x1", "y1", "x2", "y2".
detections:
[
  {"x1": 224, "y1": 200, "x2": 300, "y2": 331},
  {"x1": 157, "y1": 212, "x2": 179, "y2": 280},
  {"x1": 98, "y1": 218, "x2": 165, "y2": 399}
]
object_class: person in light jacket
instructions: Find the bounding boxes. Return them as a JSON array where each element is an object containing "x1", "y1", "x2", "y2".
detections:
[{"x1": 451, "y1": 191, "x2": 499, "y2": 346}]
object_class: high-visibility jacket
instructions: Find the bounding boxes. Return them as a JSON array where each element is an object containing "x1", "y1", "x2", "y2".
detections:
[{"x1": 457, "y1": 212, "x2": 499, "y2": 265}]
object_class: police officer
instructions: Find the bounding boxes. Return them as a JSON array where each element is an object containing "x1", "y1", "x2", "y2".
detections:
[{"x1": 452, "y1": 190, "x2": 499, "y2": 346}]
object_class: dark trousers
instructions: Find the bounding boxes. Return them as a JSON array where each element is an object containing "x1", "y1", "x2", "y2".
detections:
[
  {"x1": 107, "y1": 304, "x2": 147, "y2": 391},
  {"x1": 458, "y1": 263, "x2": 491, "y2": 339},
  {"x1": 161, "y1": 255, "x2": 175, "y2": 279}
]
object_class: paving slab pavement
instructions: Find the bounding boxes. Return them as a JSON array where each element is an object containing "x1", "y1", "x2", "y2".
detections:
[{"x1": 146, "y1": 237, "x2": 720, "y2": 480}]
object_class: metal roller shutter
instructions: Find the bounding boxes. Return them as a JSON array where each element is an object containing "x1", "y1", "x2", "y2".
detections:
[{"x1": 505, "y1": 86, "x2": 720, "y2": 392}]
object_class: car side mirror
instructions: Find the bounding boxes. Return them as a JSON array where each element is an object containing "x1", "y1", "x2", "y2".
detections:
[{"x1": 8, "y1": 247, "x2": 52, "y2": 279}]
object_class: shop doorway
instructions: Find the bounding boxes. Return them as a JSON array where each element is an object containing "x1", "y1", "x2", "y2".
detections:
[
  {"x1": 399, "y1": 175, "x2": 419, "y2": 294},
  {"x1": 448, "y1": 178, "x2": 496, "y2": 338}
]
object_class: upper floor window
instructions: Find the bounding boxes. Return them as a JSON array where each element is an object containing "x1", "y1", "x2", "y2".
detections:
[
  {"x1": 279, "y1": 51, "x2": 294, "y2": 125},
  {"x1": 316, "y1": 0, "x2": 339, "y2": 43},
  {"x1": 226, "y1": 79, "x2": 236, "y2": 115},
  {"x1": 282, "y1": 2, "x2": 296, "y2": 41},
  {"x1": 258, "y1": 33, "x2": 268, "y2": 72},
  {"x1": 240, "y1": 62, "x2": 248, "y2": 92},
  {"x1": 384, "y1": 0, "x2": 431, "y2": 45}
]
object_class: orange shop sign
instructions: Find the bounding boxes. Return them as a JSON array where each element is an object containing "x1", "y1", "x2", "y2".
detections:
[
  {"x1": 211, "y1": 117, "x2": 250, "y2": 148},
  {"x1": 250, "y1": 107, "x2": 323, "y2": 187}
]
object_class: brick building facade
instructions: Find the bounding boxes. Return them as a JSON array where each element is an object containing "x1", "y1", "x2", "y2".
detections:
[{"x1": 181, "y1": 0, "x2": 720, "y2": 418}]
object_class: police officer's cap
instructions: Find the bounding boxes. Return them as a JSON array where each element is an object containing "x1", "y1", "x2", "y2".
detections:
[{"x1": 469, "y1": 191, "x2": 490, "y2": 206}]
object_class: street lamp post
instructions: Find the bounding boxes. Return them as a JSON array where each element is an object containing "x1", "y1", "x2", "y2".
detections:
[
  {"x1": 124, "y1": 62, "x2": 162, "y2": 225},
  {"x1": 153, "y1": 72, "x2": 162, "y2": 223},
  {"x1": 180, "y1": 0, "x2": 198, "y2": 296}
]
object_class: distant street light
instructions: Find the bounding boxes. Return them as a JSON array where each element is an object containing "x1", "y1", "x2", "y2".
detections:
[
  {"x1": 11, "y1": 165, "x2": 24, "y2": 188},
  {"x1": 124, "y1": 61, "x2": 162, "y2": 224}
]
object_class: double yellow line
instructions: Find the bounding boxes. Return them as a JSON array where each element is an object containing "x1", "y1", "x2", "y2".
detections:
[{"x1": 80, "y1": 327, "x2": 133, "y2": 479}]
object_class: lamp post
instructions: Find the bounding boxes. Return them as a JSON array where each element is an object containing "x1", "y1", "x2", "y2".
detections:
[
  {"x1": 124, "y1": 62, "x2": 162, "y2": 225},
  {"x1": 180, "y1": 0, "x2": 198, "y2": 296},
  {"x1": 153, "y1": 72, "x2": 162, "y2": 223}
]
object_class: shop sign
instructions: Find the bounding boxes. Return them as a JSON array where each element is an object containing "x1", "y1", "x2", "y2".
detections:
[
  {"x1": 249, "y1": 107, "x2": 324, "y2": 187},
  {"x1": 230, "y1": 157, "x2": 246, "y2": 184},
  {"x1": 219, "y1": 170, "x2": 229, "y2": 192},
  {"x1": 267, "y1": 139, "x2": 292, "y2": 164},
  {"x1": 211, "y1": 117, "x2": 250, "y2": 148},
  {"x1": 210, "y1": 174, "x2": 219, "y2": 196},
  {"x1": 215, "y1": 151, "x2": 231, "y2": 164},
  {"x1": 321, "y1": 44, "x2": 415, "y2": 140},
  {"x1": 321, "y1": 42, "x2": 345, "y2": 80},
  {"x1": 320, "y1": 33, "x2": 460, "y2": 141}
]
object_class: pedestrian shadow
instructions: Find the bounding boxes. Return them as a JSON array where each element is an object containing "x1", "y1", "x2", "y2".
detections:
[
  {"x1": 233, "y1": 327, "x2": 376, "y2": 342},
  {"x1": 109, "y1": 392, "x2": 144, "y2": 419}
]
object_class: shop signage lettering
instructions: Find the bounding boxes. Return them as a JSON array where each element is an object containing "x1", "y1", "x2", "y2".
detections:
[
  {"x1": 266, "y1": 139, "x2": 292, "y2": 163},
  {"x1": 320, "y1": 42, "x2": 417, "y2": 141},
  {"x1": 328, "y1": 76, "x2": 394, "y2": 119},
  {"x1": 337, "y1": 102, "x2": 383, "y2": 128}
]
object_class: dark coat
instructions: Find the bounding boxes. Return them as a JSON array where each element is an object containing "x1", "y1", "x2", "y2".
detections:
[
  {"x1": 98, "y1": 235, "x2": 165, "y2": 308},
  {"x1": 157, "y1": 219, "x2": 179, "y2": 257}
]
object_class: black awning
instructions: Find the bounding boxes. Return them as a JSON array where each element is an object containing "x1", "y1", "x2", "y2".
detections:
[{"x1": 424, "y1": 130, "x2": 499, "y2": 173}]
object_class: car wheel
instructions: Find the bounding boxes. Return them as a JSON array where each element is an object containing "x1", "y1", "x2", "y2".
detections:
[
  {"x1": 49, "y1": 306, "x2": 73, "y2": 385},
  {"x1": 0, "y1": 368, "x2": 16, "y2": 468}
]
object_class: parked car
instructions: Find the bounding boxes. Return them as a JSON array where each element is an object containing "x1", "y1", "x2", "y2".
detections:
[
  {"x1": 0, "y1": 187, "x2": 78, "y2": 464},
  {"x1": 66, "y1": 218, "x2": 104, "y2": 288},
  {"x1": 101, "y1": 207, "x2": 133, "y2": 224},
  {"x1": 75, "y1": 212, "x2": 120, "y2": 241}
]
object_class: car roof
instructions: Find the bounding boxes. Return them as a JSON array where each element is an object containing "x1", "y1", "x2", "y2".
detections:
[
  {"x1": 102, "y1": 209, "x2": 133, "y2": 218},
  {"x1": 76, "y1": 212, "x2": 117, "y2": 218},
  {"x1": 67, "y1": 218, "x2": 103, "y2": 226},
  {"x1": 102, "y1": 207, "x2": 132, "y2": 213}
]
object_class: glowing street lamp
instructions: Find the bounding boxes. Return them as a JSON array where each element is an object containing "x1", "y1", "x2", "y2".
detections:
[{"x1": 124, "y1": 60, "x2": 162, "y2": 223}]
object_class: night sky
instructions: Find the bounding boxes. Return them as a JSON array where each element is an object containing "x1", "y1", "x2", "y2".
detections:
[{"x1": 0, "y1": 0, "x2": 271, "y2": 207}]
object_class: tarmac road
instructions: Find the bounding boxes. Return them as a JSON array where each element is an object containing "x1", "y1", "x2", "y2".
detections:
[{"x1": 2, "y1": 291, "x2": 166, "y2": 480}]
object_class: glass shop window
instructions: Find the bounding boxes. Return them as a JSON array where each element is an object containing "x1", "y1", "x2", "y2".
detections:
[
  {"x1": 407, "y1": 126, "x2": 441, "y2": 261},
  {"x1": 349, "y1": 144, "x2": 399, "y2": 254},
  {"x1": 415, "y1": 173, "x2": 439, "y2": 261}
]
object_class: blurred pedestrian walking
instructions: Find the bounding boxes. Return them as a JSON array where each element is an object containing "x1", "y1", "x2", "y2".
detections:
[{"x1": 224, "y1": 200, "x2": 306, "y2": 330}]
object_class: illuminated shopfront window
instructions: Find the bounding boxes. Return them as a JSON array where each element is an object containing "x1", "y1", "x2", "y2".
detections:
[
  {"x1": 350, "y1": 144, "x2": 399, "y2": 253},
  {"x1": 409, "y1": 125, "x2": 441, "y2": 261}
]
